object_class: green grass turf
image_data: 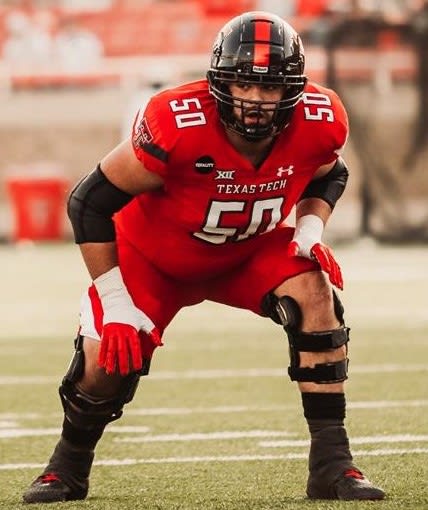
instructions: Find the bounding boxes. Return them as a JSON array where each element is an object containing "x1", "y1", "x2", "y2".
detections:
[
  {"x1": 0, "y1": 243, "x2": 427, "y2": 509},
  {"x1": 1, "y1": 323, "x2": 427, "y2": 510}
]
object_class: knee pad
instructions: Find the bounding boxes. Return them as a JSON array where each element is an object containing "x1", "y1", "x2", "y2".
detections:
[
  {"x1": 59, "y1": 335, "x2": 141, "y2": 430},
  {"x1": 262, "y1": 292, "x2": 350, "y2": 384}
]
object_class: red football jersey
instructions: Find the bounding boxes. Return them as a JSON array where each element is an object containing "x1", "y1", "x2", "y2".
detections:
[{"x1": 115, "y1": 79, "x2": 348, "y2": 281}]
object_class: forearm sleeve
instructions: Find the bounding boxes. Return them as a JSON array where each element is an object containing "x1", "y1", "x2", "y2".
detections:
[
  {"x1": 67, "y1": 164, "x2": 133, "y2": 244},
  {"x1": 300, "y1": 157, "x2": 349, "y2": 210}
]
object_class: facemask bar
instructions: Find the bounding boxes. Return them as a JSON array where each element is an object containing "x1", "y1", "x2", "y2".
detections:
[{"x1": 207, "y1": 70, "x2": 307, "y2": 140}]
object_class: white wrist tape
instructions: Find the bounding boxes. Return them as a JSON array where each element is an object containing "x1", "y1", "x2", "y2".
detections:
[
  {"x1": 94, "y1": 266, "x2": 155, "y2": 332},
  {"x1": 293, "y1": 214, "x2": 324, "y2": 258}
]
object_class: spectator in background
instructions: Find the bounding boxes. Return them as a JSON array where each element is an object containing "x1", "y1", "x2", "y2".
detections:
[
  {"x1": 121, "y1": 61, "x2": 179, "y2": 140},
  {"x1": 122, "y1": 80, "x2": 172, "y2": 141},
  {"x1": 2, "y1": 10, "x2": 52, "y2": 71},
  {"x1": 58, "y1": 0, "x2": 113, "y2": 11},
  {"x1": 53, "y1": 14, "x2": 103, "y2": 73},
  {"x1": 296, "y1": 0, "x2": 329, "y2": 17},
  {"x1": 255, "y1": 0, "x2": 296, "y2": 17},
  {"x1": 409, "y1": 0, "x2": 428, "y2": 149}
]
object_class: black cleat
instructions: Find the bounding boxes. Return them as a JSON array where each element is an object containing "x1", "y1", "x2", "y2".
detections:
[
  {"x1": 307, "y1": 467, "x2": 385, "y2": 500},
  {"x1": 23, "y1": 472, "x2": 88, "y2": 504},
  {"x1": 23, "y1": 437, "x2": 94, "y2": 504}
]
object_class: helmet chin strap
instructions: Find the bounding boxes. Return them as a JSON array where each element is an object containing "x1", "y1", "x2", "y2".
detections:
[
  {"x1": 242, "y1": 127, "x2": 275, "y2": 141},
  {"x1": 225, "y1": 118, "x2": 278, "y2": 143},
  {"x1": 235, "y1": 113, "x2": 279, "y2": 141},
  {"x1": 226, "y1": 120, "x2": 274, "y2": 141}
]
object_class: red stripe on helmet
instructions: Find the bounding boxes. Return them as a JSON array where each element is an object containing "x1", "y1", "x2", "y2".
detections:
[{"x1": 253, "y1": 18, "x2": 272, "y2": 67}]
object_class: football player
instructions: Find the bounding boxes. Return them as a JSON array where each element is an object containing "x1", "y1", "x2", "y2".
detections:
[{"x1": 23, "y1": 11, "x2": 385, "y2": 503}]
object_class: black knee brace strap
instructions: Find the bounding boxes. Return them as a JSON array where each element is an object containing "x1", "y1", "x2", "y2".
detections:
[
  {"x1": 262, "y1": 293, "x2": 350, "y2": 383},
  {"x1": 59, "y1": 335, "x2": 141, "y2": 430}
]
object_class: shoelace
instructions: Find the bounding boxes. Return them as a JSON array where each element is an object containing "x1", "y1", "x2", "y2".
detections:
[
  {"x1": 344, "y1": 468, "x2": 365, "y2": 480},
  {"x1": 39, "y1": 473, "x2": 61, "y2": 483}
]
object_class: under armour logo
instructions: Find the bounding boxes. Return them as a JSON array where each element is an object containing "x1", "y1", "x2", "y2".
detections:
[
  {"x1": 277, "y1": 165, "x2": 294, "y2": 177},
  {"x1": 215, "y1": 170, "x2": 235, "y2": 180}
]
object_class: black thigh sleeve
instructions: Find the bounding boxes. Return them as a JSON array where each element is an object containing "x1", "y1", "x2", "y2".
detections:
[{"x1": 67, "y1": 164, "x2": 133, "y2": 243}]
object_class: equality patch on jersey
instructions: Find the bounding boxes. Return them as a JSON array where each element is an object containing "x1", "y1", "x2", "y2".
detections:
[
  {"x1": 132, "y1": 111, "x2": 154, "y2": 148},
  {"x1": 194, "y1": 155, "x2": 215, "y2": 174}
]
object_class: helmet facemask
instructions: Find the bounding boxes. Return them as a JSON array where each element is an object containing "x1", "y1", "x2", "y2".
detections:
[{"x1": 207, "y1": 70, "x2": 307, "y2": 140}]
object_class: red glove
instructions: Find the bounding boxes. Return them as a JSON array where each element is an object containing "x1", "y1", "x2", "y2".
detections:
[
  {"x1": 94, "y1": 266, "x2": 163, "y2": 376},
  {"x1": 98, "y1": 324, "x2": 163, "y2": 376},
  {"x1": 311, "y1": 243, "x2": 343, "y2": 290},
  {"x1": 139, "y1": 328, "x2": 163, "y2": 360},
  {"x1": 288, "y1": 241, "x2": 343, "y2": 290},
  {"x1": 287, "y1": 215, "x2": 343, "y2": 290}
]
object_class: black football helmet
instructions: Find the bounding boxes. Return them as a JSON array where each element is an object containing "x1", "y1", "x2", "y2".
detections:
[{"x1": 207, "y1": 11, "x2": 307, "y2": 140}]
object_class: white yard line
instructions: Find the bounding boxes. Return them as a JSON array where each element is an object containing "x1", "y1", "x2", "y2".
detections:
[
  {"x1": 116, "y1": 432, "x2": 428, "y2": 445},
  {"x1": 1, "y1": 448, "x2": 428, "y2": 471},
  {"x1": 128, "y1": 398, "x2": 428, "y2": 416},
  {"x1": 2, "y1": 425, "x2": 427, "y2": 446},
  {"x1": 0, "y1": 426, "x2": 149, "y2": 439},
  {"x1": 1, "y1": 399, "x2": 427, "y2": 421},
  {"x1": 0, "y1": 421, "x2": 18, "y2": 428},
  {"x1": 114, "y1": 430, "x2": 294, "y2": 443},
  {"x1": 259, "y1": 434, "x2": 428, "y2": 448},
  {"x1": 1, "y1": 364, "x2": 427, "y2": 385}
]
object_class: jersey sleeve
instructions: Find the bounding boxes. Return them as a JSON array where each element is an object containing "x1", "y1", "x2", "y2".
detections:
[
  {"x1": 300, "y1": 83, "x2": 349, "y2": 167},
  {"x1": 131, "y1": 94, "x2": 176, "y2": 179},
  {"x1": 326, "y1": 89, "x2": 349, "y2": 160}
]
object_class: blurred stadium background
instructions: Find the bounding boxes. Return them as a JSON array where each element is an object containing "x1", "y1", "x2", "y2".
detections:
[{"x1": 0, "y1": 0, "x2": 427, "y2": 243}]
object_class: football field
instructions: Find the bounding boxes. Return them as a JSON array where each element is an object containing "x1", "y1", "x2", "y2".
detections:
[{"x1": 0, "y1": 240, "x2": 427, "y2": 509}]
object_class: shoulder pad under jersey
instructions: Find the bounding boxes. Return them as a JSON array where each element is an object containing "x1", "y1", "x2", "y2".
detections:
[
  {"x1": 293, "y1": 81, "x2": 349, "y2": 163},
  {"x1": 132, "y1": 80, "x2": 212, "y2": 177}
]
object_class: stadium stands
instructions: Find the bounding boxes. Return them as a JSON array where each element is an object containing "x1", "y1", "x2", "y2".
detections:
[{"x1": 0, "y1": 0, "x2": 334, "y2": 59}]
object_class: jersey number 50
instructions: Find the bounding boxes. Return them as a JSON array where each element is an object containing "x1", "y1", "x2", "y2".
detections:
[
  {"x1": 170, "y1": 98, "x2": 207, "y2": 128},
  {"x1": 193, "y1": 197, "x2": 284, "y2": 244},
  {"x1": 302, "y1": 93, "x2": 334, "y2": 123}
]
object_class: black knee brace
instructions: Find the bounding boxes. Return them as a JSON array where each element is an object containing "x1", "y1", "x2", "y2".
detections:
[
  {"x1": 262, "y1": 292, "x2": 350, "y2": 383},
  {"x1": 59, "y1": 335, "x2": 141, "y2": 430}
]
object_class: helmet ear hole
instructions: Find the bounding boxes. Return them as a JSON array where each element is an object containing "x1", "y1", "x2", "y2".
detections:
[{"x1": 208, "y1": 11, "x2": 306, "y2": 140}]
